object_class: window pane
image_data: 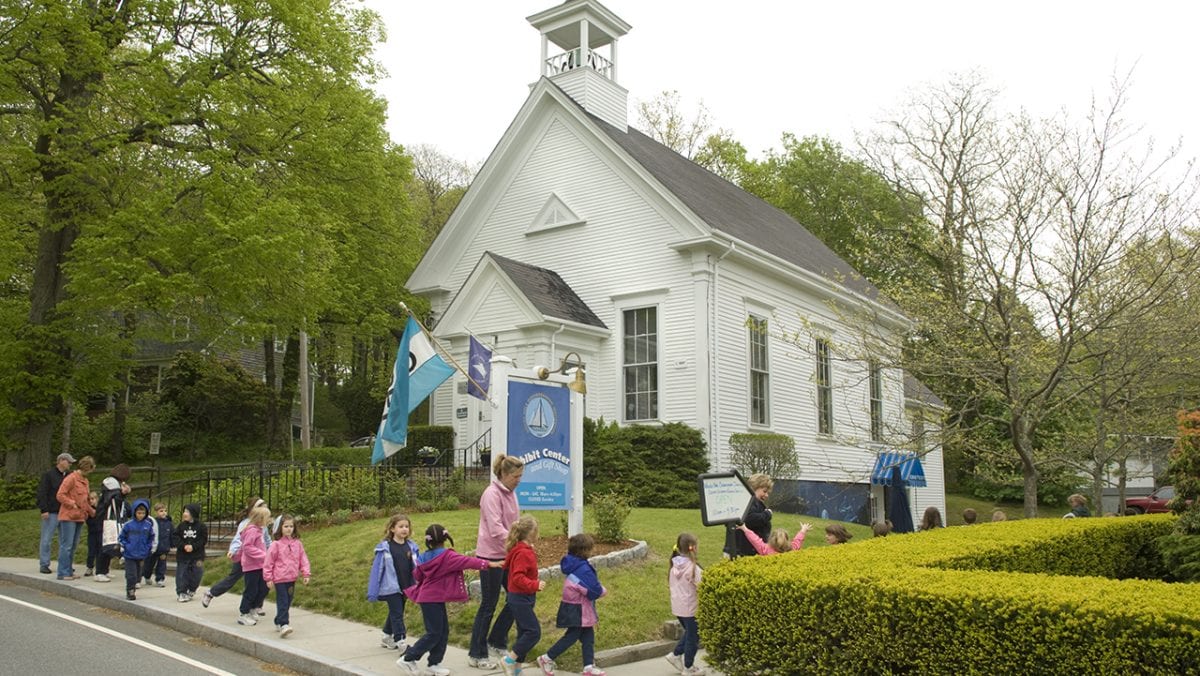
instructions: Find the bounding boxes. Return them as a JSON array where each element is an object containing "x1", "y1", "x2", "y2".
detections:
[{"x1": 623, "y1": 307, "x2": 659, "y2": 421}]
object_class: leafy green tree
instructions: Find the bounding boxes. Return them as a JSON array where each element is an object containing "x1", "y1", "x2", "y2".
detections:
[
  {"x1": 0, "y1": 1, "x2": 420, "y2": 475},
  {"x1": 159, "y1": 353, "x2": 270, "y2": 461}
]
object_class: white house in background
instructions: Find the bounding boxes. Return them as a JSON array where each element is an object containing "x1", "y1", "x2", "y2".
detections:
[{"x1": 406, "y1": 0, "x2": 944, "y2": 526}]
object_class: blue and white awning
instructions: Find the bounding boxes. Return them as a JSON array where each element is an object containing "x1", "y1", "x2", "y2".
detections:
[{"x1": 870, "y1": 451, "x2": 927, "y2": 487}]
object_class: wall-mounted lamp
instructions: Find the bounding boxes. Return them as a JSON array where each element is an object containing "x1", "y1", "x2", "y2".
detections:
[{"x1": 536, "y1": 351, "x2": 587, "y2": 395}]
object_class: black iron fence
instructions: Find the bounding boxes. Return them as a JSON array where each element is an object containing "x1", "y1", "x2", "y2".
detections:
[{"x1": 122, "y1": 456, "x2": 490, "y2": 546}]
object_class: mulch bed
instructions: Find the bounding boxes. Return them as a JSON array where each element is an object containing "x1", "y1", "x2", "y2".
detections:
[{"x1": 531, "y1": 534, "x2": 635, "y2": 565}]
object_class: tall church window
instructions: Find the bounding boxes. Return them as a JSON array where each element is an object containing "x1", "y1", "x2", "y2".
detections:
[{"x1": 623, "y1": 307, "x2": 658, "y2": 421}]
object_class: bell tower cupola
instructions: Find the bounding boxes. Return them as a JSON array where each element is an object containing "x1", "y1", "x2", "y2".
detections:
[{"x1": 527, "y1": 0, "x2": 631, "y2": 130}]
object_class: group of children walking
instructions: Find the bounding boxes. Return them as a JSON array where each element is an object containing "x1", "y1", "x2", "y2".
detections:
[{"x1": 370, "y1": 512, "x2": 609, "y2": 676}]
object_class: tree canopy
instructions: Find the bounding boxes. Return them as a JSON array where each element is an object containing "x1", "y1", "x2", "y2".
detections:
[{"x1": 0, "y1": 0, "x2": 421, "y2": 474}]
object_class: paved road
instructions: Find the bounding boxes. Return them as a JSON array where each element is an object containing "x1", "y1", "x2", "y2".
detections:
[{"x1": 0, "y1": 581, "x2": 294, "y2": 675}]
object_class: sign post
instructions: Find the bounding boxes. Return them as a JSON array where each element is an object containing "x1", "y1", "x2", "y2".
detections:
[
  {"x1": 494, "y1": 359, "x2": 584, "y2": 535},
  {"x1": 697, "y1": 471, "x2": 754, "y2": 526}
]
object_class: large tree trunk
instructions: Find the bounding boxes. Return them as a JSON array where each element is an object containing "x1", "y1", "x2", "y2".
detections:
[
  {"x1": 111, "y1": 369, "x2": 128, "y2": 463},
  {"x1": 1013, "y1": 416, "x2": 1040, "y2": 517},
  {"x1": 280, "y1": 334, "x2": 301, "y2": 443}
]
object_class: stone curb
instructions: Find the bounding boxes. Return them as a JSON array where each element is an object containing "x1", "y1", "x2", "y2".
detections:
[{"x1": 0, "y1": 570, "x2": 369, "y2": 676}]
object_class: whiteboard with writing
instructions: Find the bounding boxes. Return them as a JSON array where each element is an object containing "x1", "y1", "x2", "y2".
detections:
[{"x1": 698, "y1": 472, "x2": 753, "y2": 526}]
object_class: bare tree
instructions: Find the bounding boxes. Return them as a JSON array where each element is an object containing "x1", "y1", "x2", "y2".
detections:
[
  {"x1": 635, "y1": 90, "x2": 717, "y2": 160},
  {"x1": 866, "y1": 74, "x2": 1199, "y2": 516},
  {"x1": 406, "y1": 144, "x2": 476, "y2": 241}
]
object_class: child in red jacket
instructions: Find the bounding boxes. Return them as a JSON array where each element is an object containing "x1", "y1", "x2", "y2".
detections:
[{"x1": 499, "y1": 515, "x2": 546, "y2": 676}]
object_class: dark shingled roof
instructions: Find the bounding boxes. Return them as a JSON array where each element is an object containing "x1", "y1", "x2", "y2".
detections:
[
  {"x1": 587, "y1": 112, "x2": 884, "y2": 301},
  {"x1": 904, "y1": 374, "x2": 945, "y2": 408},
  {"x1": 488, "y1": 252, "x2": 607, "y2": 328}
]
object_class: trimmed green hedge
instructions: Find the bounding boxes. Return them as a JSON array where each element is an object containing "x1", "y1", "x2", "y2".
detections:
[{"x1": 699, "y1": 516, "x2": 1200, "y2": 675}]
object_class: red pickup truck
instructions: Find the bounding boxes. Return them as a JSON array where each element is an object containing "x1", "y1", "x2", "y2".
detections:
[{"x1": 1124, "y1": 486, "x2": 1175, "y2": 515}]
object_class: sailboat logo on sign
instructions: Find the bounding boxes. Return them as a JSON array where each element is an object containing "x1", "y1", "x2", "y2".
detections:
[{"x1": 523, "y1": 393, "x2": 556, "y2": 438}]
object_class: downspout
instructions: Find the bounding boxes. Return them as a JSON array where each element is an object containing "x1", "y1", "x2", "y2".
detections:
[
  {"x1": 550, "y1": 323, "x2": 566, "y2": 362},
  {"x1": 709, "y1": 241, "x2": 734, "y2": 470}
]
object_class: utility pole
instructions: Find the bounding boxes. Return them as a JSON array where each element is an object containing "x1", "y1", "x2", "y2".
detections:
[{"x1": 299, "y1": 330, "x2": 311, "y2": 451}]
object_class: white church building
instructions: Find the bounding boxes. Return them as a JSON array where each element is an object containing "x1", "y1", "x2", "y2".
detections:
[{"x1": 406, "y1": 0, "x2": 945, "y2": 526}]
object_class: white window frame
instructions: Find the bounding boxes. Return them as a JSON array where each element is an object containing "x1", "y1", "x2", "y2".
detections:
[
  {"x1": 622, "y1": 305, "x2": 660, "y2": 422},
  {"x1": 816, "y1": 338, "x2": 833, "y2": 435},
  {"x1": 869, "y1": 360, "x2": 883, "y2": 442},
  {"x1": 748, "y1": 315, "x2": 770, "y2": 426}
]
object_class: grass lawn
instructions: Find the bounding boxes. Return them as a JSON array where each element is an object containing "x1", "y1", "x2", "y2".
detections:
[
  {"x1": 2, "y1": 506, "x2": 870, "y2": 671},
  {"x1": 943, "y1": 491, "x2": 1025, "y2": 525}
]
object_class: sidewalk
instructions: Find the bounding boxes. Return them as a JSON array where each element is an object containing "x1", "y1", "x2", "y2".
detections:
[{"x1": 0, "y1": 557, "x2": 717, "y2": 675}]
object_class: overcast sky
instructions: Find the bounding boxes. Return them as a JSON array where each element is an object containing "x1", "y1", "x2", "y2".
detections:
[{"x1": 360, "y1": 1, "x2": 1197, "y2": 166}]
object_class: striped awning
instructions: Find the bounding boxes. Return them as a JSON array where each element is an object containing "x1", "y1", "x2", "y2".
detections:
[{"x1": 870, "y1": 451, "x2": 927, "y2": 487}]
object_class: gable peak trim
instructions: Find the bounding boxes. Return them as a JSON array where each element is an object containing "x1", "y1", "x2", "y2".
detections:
[{"x1": 527, "y1": 192, "x2": 586, "y2": 235}]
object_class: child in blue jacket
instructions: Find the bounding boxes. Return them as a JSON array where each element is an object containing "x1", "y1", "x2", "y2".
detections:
[
  {"x1": 143, "y1": 502, "x2": 173, "y2": 588},
  {"x1": 368, "y1": 514, "x2": 420, "y2": 650},
  {"x1": 118, "y1": 499, "x2": 156, "y2": 600}
]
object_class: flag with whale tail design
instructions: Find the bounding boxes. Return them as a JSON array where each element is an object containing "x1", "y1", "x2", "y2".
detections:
[{"x1": 372, "y1": 316, "x2": 454, "y2": 464}]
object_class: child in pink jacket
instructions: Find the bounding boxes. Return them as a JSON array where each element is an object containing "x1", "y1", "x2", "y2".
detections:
[
  {"x1": 735, "y1": 521, "x2": 812, "y2": 555},
  {"x1": 264, "y1": 514, "x2": 310, "y2": 638},
  {"x1": 236, "y1": 504, "x2": 271, "y2": 626}
]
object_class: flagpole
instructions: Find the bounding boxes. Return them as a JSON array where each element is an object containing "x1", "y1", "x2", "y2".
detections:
[{"x1": 400, "y1": 304, "x2": 489, "y2": 397}]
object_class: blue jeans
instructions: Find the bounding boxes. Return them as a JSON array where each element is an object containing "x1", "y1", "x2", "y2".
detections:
[
  {"x1": 39, "y1": 512, "x2": 59, "y2": 569},
  {"x1": 56, "y1": 520, "x2": 82, "y2": 577},
  {"x1": 547, "y1": 625, "x2": 595, "y2": 665},
  {"x1": 505, "y1": 593, "x2": 541, "y2": 662},
  {"x1": 674, "y1": 615, "x2": 699, "y2": 668},
  {"x1": 210, "y1": 560, "x2": 243, "y2": 597},
  {"x1": 124, "y1": 557, "x2": 144, "y2": 591},
  {"x1": 381, "y1": 593, "x2": 408, "y2": 640},
  {"x1": 469, "y1": 562, "x2": 512, "y2": 658},
  {"x1": 240, "y1": 569, "x2": 266, "y2": 614},
  {"x1": 403, "y1": 602, "x2": 449, "y2": 667},
  {"x1": 144, "y1": 551, "x2": 168, "y2": 582},
  {"x1": 273, "y1": 581, "x2": 294, "y2": 627}
]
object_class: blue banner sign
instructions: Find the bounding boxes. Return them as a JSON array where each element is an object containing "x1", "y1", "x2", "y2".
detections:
[{"x1": 507, "y1": 380, "x2": 571, "y2": 509}]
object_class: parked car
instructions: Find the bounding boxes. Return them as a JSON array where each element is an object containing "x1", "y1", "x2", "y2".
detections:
[
  {"x1": 1124, "y1": 485, "x2": 1175, "y2": 514},
  {"x1": 349, "y1": 435, "x2": 375, "y2": 448}
]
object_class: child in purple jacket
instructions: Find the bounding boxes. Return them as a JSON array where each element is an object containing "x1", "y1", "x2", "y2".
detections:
[
  {"x1": 537, "y1": 533, "x2": 608, "y2": 676},
  {"x1": 395, "y1": 524, "x2": 503, "y2": 675}
]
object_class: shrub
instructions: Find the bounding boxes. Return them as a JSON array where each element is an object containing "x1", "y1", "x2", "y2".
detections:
[
  {"x1": 583, "y1": 418, "x2": 708, "y2": 507},
  {"x1": 591, "y1": 491, "x2": 633, "y2": 543},
  {"x1": 699, "y1": 516, "x2": 1198, "y2": 675},
  {"x1": 0, "y1": 474, "x2": 38, "y2": 512},
  {"x1": 728, "y1": 432, "x2": 800, "y2": 479}
]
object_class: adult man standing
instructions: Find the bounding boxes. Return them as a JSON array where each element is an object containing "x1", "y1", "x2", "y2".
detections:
[{"x1": 36, "y1": 453, "x2": 75, "y2": 574}]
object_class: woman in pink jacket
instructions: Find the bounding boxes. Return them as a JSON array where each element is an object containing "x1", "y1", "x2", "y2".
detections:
[
  {"x1": 467, "y1": 453, "x2": 524, "y2": 668},
  {"x1": 264, "y1": 514, "x2": 310, "y2": 638},
  {"x1": 236, "y1": 504, "x2": 271, "y2": 626},
  {"x1": 54, "y1": 456, "x2": 96, "y2": 580}
]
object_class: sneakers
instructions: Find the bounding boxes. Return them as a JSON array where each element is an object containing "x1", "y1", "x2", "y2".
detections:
[
  {"x1": 201, "y1": 591, "x2": 213, "y2": 607},
  {"x1": 126, "y1": 590, "x2": 136, "y2": 600},
  {"x1": 395, "y1": 658, "x2": 419, "y2": 674},
  {"x1": 237, "y1": 613, "x2": 258, "y2": 626},
  {"x1": 279, "y1": 624, "x2": 293, "y2": 638},
  {"x1": 56, "y1": 575, "x2": 78, "y2": 581},
  {"x1": 178, "y1": 594, "x2": 190, "y2": 602},
  {"x1": 254, "y1": 607, "x2": 266, "y2": 616},
  {"x1": 426, "y1": 667, "x2": 451, "y2": 676},
  {"x1": 39, "y1": 565, "x2": 51, "y2": 574},
  {"x1": 84, "y1": 568, "x2": 93, "y2": 576},
  {"x1": 665, "y1": 653, "x2": 685, "y2": 672},
  {"x1": 94, "y1": 574, "x2": 111, "y2": 582},
  {"x1": 582, "y1": 666, "x2": 607, "y2": 676},
  {"x1": 468, "y1": 656, "x2": 497, "y2": 669},
  {"x1": 537, "y1": 655, "x2": 557, "y2": 675},
  {"x1": 187, "y1": 591, "x2": 195, "y2": 600},
  {"x1": 381, "y1": 634, "x2": 399, "y2": 650},
  {"x1": 135, "y1": 581, "x2": 142, "y2": 589},
  {"x1": 500, "y1": 655, "x2": 520, "y2": 676},
  {"x1": 156, "y1": 580, "x2": 166, "y2": 588},
  {"x1": 489, "y1": 646, "x2": 505, "y2": 663}
]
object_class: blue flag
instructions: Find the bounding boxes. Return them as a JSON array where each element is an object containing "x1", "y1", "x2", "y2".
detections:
[
  {"x1": 372, "y1": 316, "x2": 455, "y2": 464},
  {"x1": 467, "y1": 336, "x2": 492, "y2": 400}
]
